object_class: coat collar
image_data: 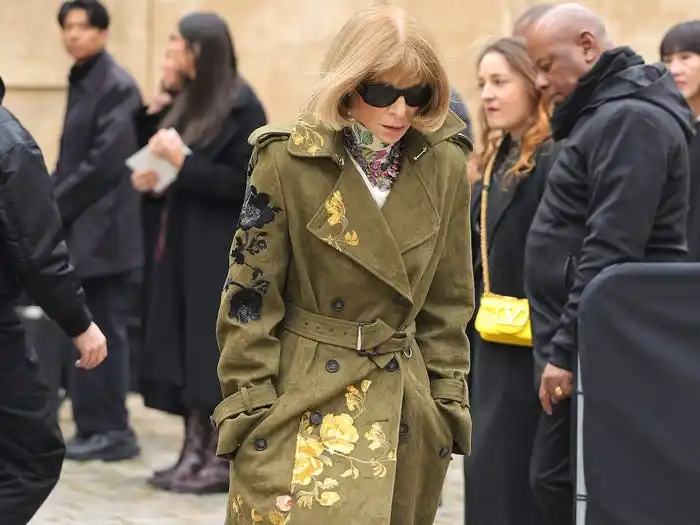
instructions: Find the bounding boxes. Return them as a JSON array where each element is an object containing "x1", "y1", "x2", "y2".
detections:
[
  {"x1": 286, "y1": 111, "x2": 471, "y2": 166},
  {"x1": 300, "y1": 113, "x2": 469, "y2": 299},
  {"x1": 472, "y1": 135, "x2": 521, "y2": 249},
  {"x1": 69, "y1": 51, "x2": 110, "y2": 93}
]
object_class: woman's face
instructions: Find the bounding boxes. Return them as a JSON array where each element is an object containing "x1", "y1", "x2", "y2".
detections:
[
  {"x1": 663, "y1": 51, "x2": 700, "y2": 103},
  {"x1": 169, "y1": 32, "x2": 197, "y2": 79},
  {"x1": 161, "y1": 40, "x2": 184, "y2": 91},
  {"x1": 478, "y1": 51, "x2": 535, "y2": 138},
  {"x1": 347, "y1": 73, "x2": 426, "y2": 144}
]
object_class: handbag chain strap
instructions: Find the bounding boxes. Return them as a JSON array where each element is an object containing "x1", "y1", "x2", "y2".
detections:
[{"x1": 479, "y1": 142, "x2": 501, "y2": 295}]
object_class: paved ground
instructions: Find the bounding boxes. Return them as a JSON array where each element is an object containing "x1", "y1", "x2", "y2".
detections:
[{"x1": 30, "y1": 395, "x2": 464, "y2": 524}]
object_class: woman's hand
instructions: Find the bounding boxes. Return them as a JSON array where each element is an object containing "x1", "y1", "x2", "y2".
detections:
[
  {"x1": 131, "y1": 169, "x2": 159, "y2": 193},
  {"x1": 149, "y1": 128, "x2": 186, "y2": 169},
  {"x1": 147, "y1": 89, "x2": 172, "y2": 115}
]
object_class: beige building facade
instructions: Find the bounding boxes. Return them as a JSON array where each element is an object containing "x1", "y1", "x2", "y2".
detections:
[{"x1": 0, "y1": 0, "x2": 697, "y2": 167}]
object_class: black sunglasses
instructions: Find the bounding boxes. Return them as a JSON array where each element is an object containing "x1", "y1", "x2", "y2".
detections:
[{"x1": 357, "y1": 82, "x2": 432, "y2": 108}]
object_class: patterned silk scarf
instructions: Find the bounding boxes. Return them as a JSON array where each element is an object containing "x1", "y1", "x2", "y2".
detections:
[{"x1": 342, "y1": 122, "x2": 404, "y2": 191}]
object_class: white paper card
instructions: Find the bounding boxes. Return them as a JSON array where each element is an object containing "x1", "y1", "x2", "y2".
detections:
[{"x1": 125, "y1": 129, "x2": 191, "y2": 193}]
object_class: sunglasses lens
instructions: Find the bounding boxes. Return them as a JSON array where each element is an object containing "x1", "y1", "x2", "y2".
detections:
[
  {"x1": 359, "y1": 84, "x2": 397, "y2": 108},
  {"x1": 403, "y1": 85, "x2": 432, "y2": 107}
]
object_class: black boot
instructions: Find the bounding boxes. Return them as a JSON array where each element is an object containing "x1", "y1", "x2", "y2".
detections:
[
  {"x1": 148, "y1": 410, "x2": 206, "y2": 491},
  {"x1": 170, "y1": 413, "x2": 229, "y2": 494}
]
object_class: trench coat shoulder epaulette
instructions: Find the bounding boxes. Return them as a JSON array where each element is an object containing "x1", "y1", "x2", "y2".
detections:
[{"x1": 247, "y1": 123, "x2": 294, "y2": 149}]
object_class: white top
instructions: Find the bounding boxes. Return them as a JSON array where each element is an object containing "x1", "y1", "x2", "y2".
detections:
[{"x1": 346, "y1": 151, "x2": 391, "y2": 208}]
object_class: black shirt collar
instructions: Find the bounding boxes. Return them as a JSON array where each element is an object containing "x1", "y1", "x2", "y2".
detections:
[{"x1": 69, "y1": 50, "x2": 106, "y2": 85}]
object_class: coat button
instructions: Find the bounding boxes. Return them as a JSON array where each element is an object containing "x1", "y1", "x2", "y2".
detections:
[
  {"x1": 399, "y1": 422, "x2": 409, "y2": 436},
  {"x1": 439, "y1": 445, "x2": 451, "y2": 459},
  {"x1": 385, "y1": 358, "x2": 399, "y2": 372},
  {"x1": 331, "y1": 298, "x2": 345, "y2": 312},
  {"x1": 253, "y1": 437, "x2": 268, "y2": 451},
  {"x1": 325, "y1": 359, "x2": 340, "y2": 373},
  {"x1": 310, "y1": 410, "x2": 324, "y2": 425}
]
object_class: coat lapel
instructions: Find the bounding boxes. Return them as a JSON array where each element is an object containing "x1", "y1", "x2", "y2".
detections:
[
  {"x1": 306, "y1": 152, "x2": 411, "y2": 298},
  {"x1": 381, "y1": 156, "x2": 439, "y2": 254},
  {"x1": 472, "y1": 135, "x2": 522, "y2": 274},
  {"x1": 294, "y1": 114, "x2": 469, "y2": 299},
  {"x1": 483, "y1": 136, "x2": 520, "y2": 250}
]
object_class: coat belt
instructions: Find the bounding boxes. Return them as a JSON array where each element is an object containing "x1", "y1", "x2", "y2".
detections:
[{"x1": 283, "y1": 303, "x2": 415, "y2": 356}]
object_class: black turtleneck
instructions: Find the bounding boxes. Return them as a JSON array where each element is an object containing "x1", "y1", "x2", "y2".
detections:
[{"x1": 69, "y1": 50, "x2": 105, "y2": 85}]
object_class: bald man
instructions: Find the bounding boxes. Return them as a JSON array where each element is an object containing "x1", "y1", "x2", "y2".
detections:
[{"x1": 523, "y1": 4, "x2": 693, "y2": 523}]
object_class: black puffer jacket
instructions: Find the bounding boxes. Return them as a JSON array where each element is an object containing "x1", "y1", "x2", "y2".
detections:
[
  {"x1": 0, "y1": 77, "x2": 92, "y2": 338},
  {"x1": 525, "y1": 47, "x2": 694, "y2": 376}
]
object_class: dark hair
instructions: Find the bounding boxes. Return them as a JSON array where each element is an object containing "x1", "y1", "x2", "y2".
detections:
[
  {"x1": 512, "y1": 3, "x2": 554, "y2": 36},
  {"x1": 660, "y1": 21, "x2": 700, "y2": 58},
  {"x1": 58, "y1": 0, "x2": 110, "y2": 30},
  {"x1": 160, "y1": 13, "x2": 239, "y2": 147}
]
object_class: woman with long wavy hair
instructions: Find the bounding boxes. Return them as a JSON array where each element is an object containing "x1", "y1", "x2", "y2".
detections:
[{"x1": 465, "y1": 36, "x2": 560, "y2": 525}]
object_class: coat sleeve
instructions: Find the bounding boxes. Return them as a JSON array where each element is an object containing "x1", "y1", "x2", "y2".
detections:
[
  {"x1": 415, "y1": 148, "x2": 474, "y2": 456},
  {"x1": 0, "y1": 141, "x2": 92, "y2": 337},
  {"x1": 548, "y1": 108, "x2": 675, "y2": 371},
  {"x1": 52, "y1": 82, "x2": 141, "y2": 226},
  {"x1": 172, "y1": 103, "x2": 267, "y2": 203},
  {"x1": 213, "y1": 142, "x2": 290, "y2": 460}
]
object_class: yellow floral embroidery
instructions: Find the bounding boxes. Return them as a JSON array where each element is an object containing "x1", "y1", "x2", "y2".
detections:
[
  {"x1": 290, "y1": 119, "x2": 324, "y2": 154},
  {"x1": 290, "y1": 380, "x2": 397, "y2": 511},
  {"x1": 323, "y1": 191, "x2": 360, "y2": 250},
  {"x1": 291, "y1": 436, "x2": 324, "y2": 487}
]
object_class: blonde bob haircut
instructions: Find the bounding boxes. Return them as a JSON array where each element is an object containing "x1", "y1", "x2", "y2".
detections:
[{"x1": 306, "y1": 6, "x2": 451, "y2": 133}]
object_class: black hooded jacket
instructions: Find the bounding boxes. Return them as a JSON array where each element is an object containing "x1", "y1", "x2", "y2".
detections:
[
  {"x1": 0, "y1": 76, "x2": 92, "y2": 339},
  {"x1": 524, "y1": 47, "x2": 694, "y2": 375}
]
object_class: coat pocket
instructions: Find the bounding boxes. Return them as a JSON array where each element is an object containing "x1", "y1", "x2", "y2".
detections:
[
  {"x1": 287, "y1": 376, "x2": 398, "y2": 513},
  {"x1": 564, "y1": 254, "x2": 577, "y2": 292}
]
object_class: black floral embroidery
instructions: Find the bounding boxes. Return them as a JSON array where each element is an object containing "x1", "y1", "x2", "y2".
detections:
[
  {"x1": 225, "y1": 186, "x2": 281, "y2": 324},
  {"x1": 238, "y1": 185, "x2": 281, "y2": 231},
  {"x1": 230, "y1": 231, "x2": 269, "y2": 265},
  {"x1": 224, "y1": 277, "x2": 269, "y2": 324}
]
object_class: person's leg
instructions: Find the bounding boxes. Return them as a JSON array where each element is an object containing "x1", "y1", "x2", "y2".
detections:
[
  {"x1": 530, "y1": 398, "x2": 575, "y2": 525},
  {"x1": 67, "y1": 272, "x2": 139, "y2": 461},
  {"x1": 0, "y1": 340, "x2": 65, "y2": 524}
]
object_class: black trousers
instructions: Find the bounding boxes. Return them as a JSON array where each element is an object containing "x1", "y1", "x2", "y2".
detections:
[
  {"x1": 530, "y1": 398, "x2": 575, "y2": 525},
  {"x1": 0, "y1": 337, "x2": 65, "y2": 525},
  {"x1": 71, "y1": 272, "x2": 132, "y2": 435}
]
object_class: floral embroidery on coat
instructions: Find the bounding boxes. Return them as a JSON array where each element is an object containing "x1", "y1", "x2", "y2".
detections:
[
  {"x1": 227, "y1": 381, "x2": 396, "y2": 522},
  {"x1": 290, "y1": 119, "x2": 324, "y2": 154},
  {"x1": 291, "y1": 380, "x2": 396, "y2": 510},
  {"x1": 224, "y1": 184, "x2": 281, "y2": 324},
  {"x1": 230, "y1": 493, "x2": 293, "y2": 524},
  {"x1": 323, "y1": 191, "x2": 360, "y2": 250}
]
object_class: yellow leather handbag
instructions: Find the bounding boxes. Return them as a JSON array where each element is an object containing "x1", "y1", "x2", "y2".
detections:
[{"x1": 473, "y1": 147, "x2": 532, "y2": 347}]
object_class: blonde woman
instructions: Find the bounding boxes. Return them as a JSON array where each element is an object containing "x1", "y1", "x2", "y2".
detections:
[{"x1": 212, "y1": 6, "x2": 473, "y2": 525}]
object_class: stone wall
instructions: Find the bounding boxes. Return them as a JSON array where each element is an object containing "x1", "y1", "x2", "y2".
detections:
[{"x1": 0, "y1": 0, "x2": 695, "y2": 167}]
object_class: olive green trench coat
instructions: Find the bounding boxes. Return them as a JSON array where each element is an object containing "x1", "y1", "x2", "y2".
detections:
[{"x1": 213, "y1": 112, "x2": 474, "y2": 525}]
